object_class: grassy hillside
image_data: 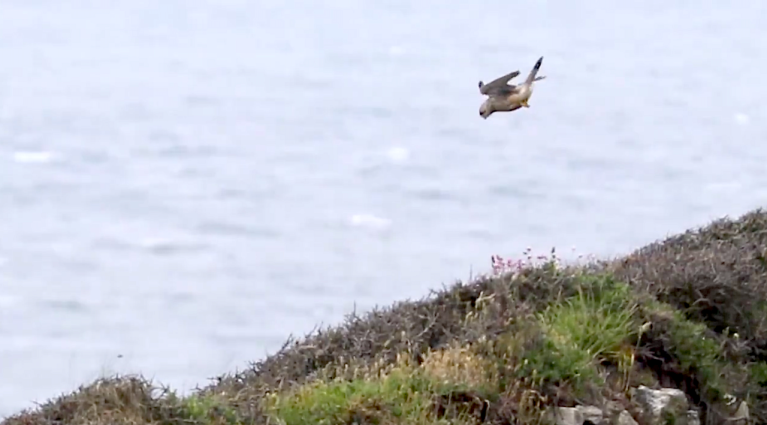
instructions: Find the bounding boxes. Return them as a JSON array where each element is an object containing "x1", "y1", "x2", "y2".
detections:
[{"x1": 6, "y1": 209, "x2": 767, "y2": 425}]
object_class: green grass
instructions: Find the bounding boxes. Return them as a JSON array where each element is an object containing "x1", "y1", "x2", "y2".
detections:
[
  {"x1": 652, "y1": 301, "x2": 730, "y2": 400},
  {"x1": 749, "y1": 362, "x2": 767, "y2": 386},
  {"x1": 178, "y1": 393, "x2": 242, "y2": 425},
  {"x1": 667, "y1": 312, "x2": 723, "y2": 372},
  {"x1": 516, "y1": 275, "x2": 640, "y2": 394},
  {"x1": 263, "y1": 366, "x2": 478, "y2": 425}
]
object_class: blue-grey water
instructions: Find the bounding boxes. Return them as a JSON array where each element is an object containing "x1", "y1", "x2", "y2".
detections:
[{"x1": 1, "y1": 0, "x2": 766, "y2": 416}]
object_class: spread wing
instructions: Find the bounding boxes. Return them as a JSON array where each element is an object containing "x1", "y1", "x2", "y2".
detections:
[{"x1": 478, "y1": 70, "x2": 520, "y2": 95}]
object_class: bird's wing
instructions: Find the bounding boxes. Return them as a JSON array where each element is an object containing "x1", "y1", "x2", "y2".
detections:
[
  {"x1": 492, "y1": 84, "x2": 518, "y2": 97},
  {"x1": 490, "y1": 76, "x2": 544, "y2": 97},
  {"x1": 478, "y1": 70, "x2": 520, "y2": 95}
]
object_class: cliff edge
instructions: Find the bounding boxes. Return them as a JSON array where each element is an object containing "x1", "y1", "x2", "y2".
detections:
[{"x1": 5, "y1": 209, "x2": 767, "y2": 425}]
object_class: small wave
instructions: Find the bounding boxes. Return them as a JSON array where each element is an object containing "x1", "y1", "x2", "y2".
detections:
[
  {"x1": 388, "y1": 46, "x2": 404, "y2": 56},
  {"x1": 137, "y1": 237, "x2": 206, "y2": 254},
  {"x1": 43, "y1": 298, "x2": 88, "y2": 312},
  {"x1": 0, "y1": 294, "x2": 18, "y2": 309},
  {"x1": 350, "y1": 214, "x2": 391, "y2": 229},
  {"x1": 705, "y1": 181, "x2": 742, "y2": 192},
  {"x1": 734, "y1": 113, "x2": 750, "y2": 125},
  {"x1": 385, "y1": 146, "x2": 410, "y2": 163},
  {"x1": 12, "y1": 151, "x2": 56, "y2": 164}
]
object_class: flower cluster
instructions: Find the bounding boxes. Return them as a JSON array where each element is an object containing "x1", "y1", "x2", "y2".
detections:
[
  {"x1": 488, "y1": 246, "x2": 598, "y2": 279},
  {"x1": 490, "y1": 247, "x2": 559, "y2": 278}
]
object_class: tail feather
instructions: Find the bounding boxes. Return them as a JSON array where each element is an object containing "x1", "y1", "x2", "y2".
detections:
[{"x1": 524, "y1": 56, "x2": 544, "y2": 85}]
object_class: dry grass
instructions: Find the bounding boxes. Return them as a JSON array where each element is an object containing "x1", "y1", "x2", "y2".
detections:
[{"x1": 6, "y1": 208, "x2": 767, "y2": 425}]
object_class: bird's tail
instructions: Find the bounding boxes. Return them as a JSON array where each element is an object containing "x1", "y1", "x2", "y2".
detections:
[{"x1": 524, "y1": 56, "x2": 544, "y2": 85}]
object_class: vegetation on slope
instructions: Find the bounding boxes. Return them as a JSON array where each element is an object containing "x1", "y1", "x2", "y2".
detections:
[{"x1": 6, "y1": 208, "x2": 767, "y2": 425}]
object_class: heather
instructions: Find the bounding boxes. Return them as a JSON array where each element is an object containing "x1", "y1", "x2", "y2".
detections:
[{"x1": 5, "y1": 208, "x2": 767, "y2": 425}]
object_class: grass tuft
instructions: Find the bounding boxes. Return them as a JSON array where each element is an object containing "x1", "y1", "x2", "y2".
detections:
[
  {"x1": 263, "y1": 364, "x2": 481, "y2": 425},
  {"x1": 499, "y1": 274, "x2": 639, "y2": 406},
  {"x1": 178, "y1": 393, "x2": 242, "y2": 425}
]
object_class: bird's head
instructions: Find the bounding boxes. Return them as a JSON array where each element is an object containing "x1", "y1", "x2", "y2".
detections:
[{"x1": 479, "y1": 100, "x2": 494, "y2": 119}]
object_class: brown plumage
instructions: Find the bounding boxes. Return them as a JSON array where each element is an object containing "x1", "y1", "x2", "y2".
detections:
[{"x1": 478, "y1": 56, "x2": 546, "y2": 119}]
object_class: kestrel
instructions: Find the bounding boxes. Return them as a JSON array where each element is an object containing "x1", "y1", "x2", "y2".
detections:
[{"x1": 478, "y1": 56, "x2": 546, "y2": 119}]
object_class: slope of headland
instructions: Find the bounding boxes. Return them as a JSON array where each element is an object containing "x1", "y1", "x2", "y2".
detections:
[{"x1": 5, "y1": 209, "x2": 767, "y2": 425}]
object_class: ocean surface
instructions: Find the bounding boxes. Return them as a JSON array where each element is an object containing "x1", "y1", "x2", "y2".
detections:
[{"x1": 1, "y1": 0, "x2": 766, "y2": 416}]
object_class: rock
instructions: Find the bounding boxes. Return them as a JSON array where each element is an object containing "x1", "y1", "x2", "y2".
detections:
[
  {"x1": 602, "y1": 400, "x2": 624, "y2": 420},
  {"x1": 633, "y1": 386, "x2": 691, "y2": 425},
  {"x1": 686, "y1": 409, "x2": 700, "y2": 425},
  {"x1": 728, "y1": 400, "x2": 749, "y2": 424},
  {"x1": 713, "y1": 394, "x2": 749, "y2": 424},
  {"x1": 550, "y1": 405, "x2": 605, "y2": 425},
  {"x1": 551, "y1": 407, "x2": 582, "y2": 425},
  {"x1": 616, "y1": 410, "x2": 638, "y2": 425},
  {"x1": 579, "y1": 405, "x2": 604, "y2": 424}
]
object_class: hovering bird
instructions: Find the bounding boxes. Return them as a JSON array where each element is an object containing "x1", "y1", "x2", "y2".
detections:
[{"x1": 478, "y1": 56, "x2": 546, "y2": 119}]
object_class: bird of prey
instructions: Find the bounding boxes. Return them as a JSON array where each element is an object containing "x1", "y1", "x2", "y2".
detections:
[{"x1": 478, "y1": 56, "x2": 546, "y2": 119}]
